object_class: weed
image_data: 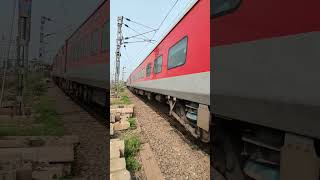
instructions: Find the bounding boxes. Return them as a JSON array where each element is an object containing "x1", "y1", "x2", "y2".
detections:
[
  {"x1": 0, "y1": 96, "x2": 64, "y2": 136},
  {"x1": 125, "y1": 136, "x2": 141, "y2": 157},
  {"x1": 126, "y1": 156, "x2": 141, "y2": 172},
  {"x1": 128, "y1": 118, "x2": 137, "y2": 129},
  {"x1": 121, "y1": 95, "x2": 130, "y2": 104},
  {"x1": 110, "y1": 95, "x2": 131, "y2": 105}
]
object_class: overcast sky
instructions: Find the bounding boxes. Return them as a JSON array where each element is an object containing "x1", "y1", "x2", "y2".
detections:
[
  {"x1": 0, "y1": 0, "x2": 103, "y2": 64},
  {"x1": 110, "y1": 0, "x2": 197, "y2": 81}
]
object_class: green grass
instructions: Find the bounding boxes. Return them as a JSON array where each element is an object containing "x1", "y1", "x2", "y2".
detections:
[
  {"x1": 125, "y1": 136, "x2": 141, "y2": 157},
  {"x1": 0, "y1": 96, "x2": 64, "y2": 136},
  {"x1": 126, "y1": 156, "x2": 141, "y2": 172},
  {"x1": 121, "y1": 95, "x2": 130, "y2": 104},
  {"x1": 128, "y1": 117, "x2": 137, "y2": 129},
  {"x1": 33, "y1": 96, "x2": 64, "y2": 135},
  {"x1": 124, "y1": 136, "x2": 141, "y2": 172},
  {"x1": 110, "y1": 95, "x2": 131, "y2": 105},
  {"x1": 24, "y1": 72, "x2": 48, "y2": 104}
]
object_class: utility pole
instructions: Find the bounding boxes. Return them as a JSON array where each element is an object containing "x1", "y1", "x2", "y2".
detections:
[
  {"x1": 122, "y1": 66, "x2": 126, "y2": 82},
  {"x1": 16, "y1": 0, "x2": 32, "y2": 115},
  {"x1": 115, "y1": 16, "x2": 123, "y2": 96},
  {"x1": 39, "y1": 16, "x2": 54, "y2": 64}
]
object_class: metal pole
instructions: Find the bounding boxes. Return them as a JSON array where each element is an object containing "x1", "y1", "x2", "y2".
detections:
[
  {"x1": 39, "y1": 16, "x2": 53, "y2": 65},
  {"x1": 16, "y1": 0, "x2": 32, "y2": 115},
  {"x1": 39, "y1": 16, "x2": 45, "y2": 64},
  {"x1": 115, "y1": 16, "x2": 123, "y2": 96}
]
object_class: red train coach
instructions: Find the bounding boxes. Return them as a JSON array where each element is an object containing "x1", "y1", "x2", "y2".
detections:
[
  {"x1": 52, "y1": 0, "x2": 109, "y2": 107},
  {"x1": 211, "y1": 0, "x2": 320, "y2": 179},
  {"x1": 127, "y1": 0, "x2": 210, "y2": 142}
]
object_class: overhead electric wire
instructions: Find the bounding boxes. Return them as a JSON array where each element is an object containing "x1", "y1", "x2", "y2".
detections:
[
  {"x1": 124, "y1": 24, "x2": 150, "y2": 40},
  {"x1": 126, "y1": 36, "x2": 156, "y2": 42},
  {"x1": 130, "y1": 0, "x2": 180, "y2": 67},
  {"x1": 124, "y1": 29, "x2": 157, "y2": 40},
  {"x1": 124, "y1": 17, "x2": 157, "y2": 31},
  {"x1": 123, "y1": 45, "x2": 131, "y2": 61},
  {"x1": 157, "y1": 0, "x2": 194, "y2": 41},
  {"x1": 124, "y1": 40, "x2": 155, "y2": 44},
  {"x1": 0, "y1": 0, "x2": 17, "y2": 106},
  {"x1": 151, "y1": 0, "x2": 179, "y2": 40}
]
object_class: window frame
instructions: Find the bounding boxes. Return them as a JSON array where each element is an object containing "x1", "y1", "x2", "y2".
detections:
[
  {"x1": 101, "y1": 21, "x2": 109, "y2": 52},
  {"x1": 167, "y1": 36, "x2": 188, "y2": 70},
  {"x1": 146, "y1": 63, "x2": 152, "y2": 77},
  {"x1": 91, "y1": 29, "x2": 99, "y2": 55},
  {"x1": 211, "y1": 0, "x2": 242, "y2": 19},
  {"x1": 153, "y1": 55, "x2": 163, "y2": 74}
]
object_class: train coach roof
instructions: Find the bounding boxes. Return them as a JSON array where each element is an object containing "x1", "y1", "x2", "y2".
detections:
[
  {"x1": 67, "y1": 0, "x2": 108, "y2": 41},
  {"x1": 53, "y1": 0, "x2": 108, "y2": 62},
  {"x1": 133, "y1": 0, "x2": 199, "y2": 71}
]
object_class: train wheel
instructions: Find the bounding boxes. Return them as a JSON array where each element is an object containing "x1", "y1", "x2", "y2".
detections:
[
  {"x1": 213, "y1": 121, "x2": 245, "y2": 180},
  {"x1": 83, "y1": 86, "x2": 88, "y2": 103},
  {"x1": 173, "y1": 102, "x2": 187, "y2": 120}
]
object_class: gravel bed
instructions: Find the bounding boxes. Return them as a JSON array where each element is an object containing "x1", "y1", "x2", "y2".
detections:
[{"x1": 127, "y1": 90, "x2": 210, "y2": 180}]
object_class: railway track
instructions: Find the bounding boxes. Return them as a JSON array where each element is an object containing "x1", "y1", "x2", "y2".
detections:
[{"x1": 131, "y1": 89, "x2": 210, "y2": 155}]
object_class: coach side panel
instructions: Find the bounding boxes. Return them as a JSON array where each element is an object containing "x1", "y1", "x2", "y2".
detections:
[{"x1": 211, "y1": 0, "x2": 320, "y2": 138}]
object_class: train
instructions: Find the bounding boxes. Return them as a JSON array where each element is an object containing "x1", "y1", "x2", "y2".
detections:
[
  {"x1": 126, "y1": 0, "x2": 210, "y2": 143},
  {"x1": 211, "y1": 0, "x2": 320, "y2": 179},
  {"x1": 52, "y1": 0, "x2": 109, "y2": 108}
]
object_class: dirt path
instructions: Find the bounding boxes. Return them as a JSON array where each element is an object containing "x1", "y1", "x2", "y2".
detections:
[
  {"x1": 127, "y1": 90, "x2": 210, "y2": 180},
  {"x1": 47, "y1": 85, "x2": 108, "y2": 179}
]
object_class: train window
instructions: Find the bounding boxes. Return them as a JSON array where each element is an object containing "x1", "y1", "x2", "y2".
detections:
[
  {"x1": 154, "y1": 55, "x2": 162, "y2": 74},
  {"x1": 91, "y1": 33, "x2": 94, "y2": 53},
  {"x1": 101, "y1": 21, "x2": 109, "y2": 51},
  {"x1": 146, "y1": 63, "x2": 151, "y2": 77},
  {"x1": 86, "y1": 36, "x2": 90, "y2": 56},
  {"x1": 79, "y1": 40, "x2": 82, "y2": 58},
  {"x1": 211, "y1": 0, "x2": 241, "y2": 18},
  {"x1": 91, "y1": 30, "x2": 99, "y2": 54},
  {"x1": 81, "y1": 38, "x2": 85, "y2": 58},
  {"x1": 76, "y1": 41, "x2": 79, "y2": 60},
  {"x1": 168, "y1": 36, "x2": 188, "y2": 69}
]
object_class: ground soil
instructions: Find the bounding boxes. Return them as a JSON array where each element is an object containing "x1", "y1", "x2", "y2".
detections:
[{"x1": 47, "y1": 85, "x2": 108, "y2": 179}]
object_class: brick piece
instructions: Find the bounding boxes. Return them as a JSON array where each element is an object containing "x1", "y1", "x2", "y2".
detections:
[
  {"x1": 120, "y1": 114, "x2": 131, "y2": 120},
  {"x1": 0, "y1": 169, "x2": 16, "y2": 180},
  {"x1": 16, "y1": 167, "x2": 32, "y2": 180},
  {"x1": 110, "y1": 139, "x2": 124, "y2": 157},
  {"x1": 110, "y1": 123, "x2": 114, "y2": 135},
  {"x1": 32, "y1": 166, "x2": 63, "y2": 180},
  {"x1": 110, "y1": 144, "x2": 120, "y2": 159},
  {"x1": 110, "y1": 158, "x2": 126, "y2": 173},
  {"x1": 0, "y1": 145, "x2": 74, "y2": 163},
  {"x1": 110, "y1": 169, "x2": 131, "y2": 180},
  {"x1": 110, "y1": 114, "x2": 115, "y2": 123},
  {"x1": 113, "y1": 120, "x2": 130, "y2": 131}
]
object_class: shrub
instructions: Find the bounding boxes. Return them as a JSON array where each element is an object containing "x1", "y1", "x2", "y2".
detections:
[
  {"x1": 128, "y1": 118, "x2": 137, "y2": 129},
  {"x1": 126, "y1": 156, "x2": 141, "y2": 172},
  {"x1": 124, "y1": 136, "x2": 141, "y2": 157}
]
